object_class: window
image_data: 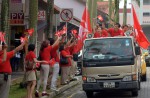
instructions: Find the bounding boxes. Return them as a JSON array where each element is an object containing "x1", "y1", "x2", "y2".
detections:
[
  {"x1": 143, "y1": 12, "x2": 150, "y2": 17},
  {"x1": 143, "y1": 0, "x2": 150, "y2": 5}
]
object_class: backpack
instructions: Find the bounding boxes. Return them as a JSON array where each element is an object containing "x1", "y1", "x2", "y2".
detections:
[{"x1": 25, "y1": 60, "x2": 34, "y2": 70}]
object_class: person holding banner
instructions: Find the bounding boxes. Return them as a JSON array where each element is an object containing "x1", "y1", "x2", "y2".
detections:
[{"x1": 0, "y1": 35, "x2": 27, "y2": 98}]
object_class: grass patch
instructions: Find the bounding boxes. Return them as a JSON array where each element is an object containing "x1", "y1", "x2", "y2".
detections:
[{"x1": 9, "y1": 84, "x2": 26, "y2": 98}]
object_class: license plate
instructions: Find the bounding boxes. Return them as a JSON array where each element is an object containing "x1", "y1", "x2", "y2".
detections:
[{"x1": 103, "y1": 82, "x2": 115, "y2": 88}]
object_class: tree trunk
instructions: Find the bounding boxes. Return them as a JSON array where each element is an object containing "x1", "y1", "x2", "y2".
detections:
[
  {"x1": 29, "y1": 0, "x2": 38, "y2": 44},
  {"x1": 114, "y1": 0, "x2": 119, "y2": 23},
  {"x1": 109, "y1": 0, "x2": 112, "y2": 27},
  {"x1": 46, "y1": 0, "x2": 54, "y2": 38},
  {"x1": 123, "y1": 0, "x2": 127, "y2": 25},
  {"x1": 1, "y1": 0, "x2": 9, "y2": 44}
]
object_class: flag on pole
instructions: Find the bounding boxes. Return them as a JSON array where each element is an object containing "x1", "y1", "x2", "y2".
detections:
[
  {"x1": 97, "y1": 15, "x2": 103, "y2": 21},
  {"x1": 0, "y1": 32, "x2": 5, "y2": 44},
  {"x1": 76, "y1": 7, "x2": 92, "y2": 52},
  {"x1": 20, "y1": 37, "x2": 25, "y2": 43},
  {"x1": 132, "y1": 5, "x2": 150, "y2": 49},
  {"x1": 27, "y1": 28, "x2": 34, "y2": 36}
]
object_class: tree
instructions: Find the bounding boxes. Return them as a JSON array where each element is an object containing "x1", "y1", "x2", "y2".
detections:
[
  {"x1": 46, "y1": 0, "x2": 54, "y2": 38},
  {"x1": 114, "y1": 0, "x2": 119, "y2": 23},
  {"x1": 123, "y1": 0, "x2": 127, "y2": 25},
  {"x1": 29, "y1": 0, "x2": 38, "y2": 44},
  {"x1": 0, "y1": 0, "x2": 9, "y2": 44}
]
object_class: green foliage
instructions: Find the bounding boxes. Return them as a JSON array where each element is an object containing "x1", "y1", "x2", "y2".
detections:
[{"x1": 9, "y1": 84, "x2": 26, "y2": 98}]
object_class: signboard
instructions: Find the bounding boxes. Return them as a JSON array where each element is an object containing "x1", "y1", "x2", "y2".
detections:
[
  {"x1": 10, "y1": 13, "x2": 24, "y2": 24},
  {"x1": 60, "y1": 8, "x2": 73, "y2": 22},
  {"x1": 38, "y1": 11, "x2": 46, "y2": 20}
]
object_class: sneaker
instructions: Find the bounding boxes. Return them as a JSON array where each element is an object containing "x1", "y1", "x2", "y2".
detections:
[
  {"x1": 35, "y1": 90, "x2": 39, "y2": 97},
  {"x1": 42, "y1": 92, "x2": 49, "y2": 96}
]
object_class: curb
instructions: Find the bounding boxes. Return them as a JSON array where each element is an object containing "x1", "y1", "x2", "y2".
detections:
[{"x1": 41, "y1": 80, "x2": 81, "y2": 98}]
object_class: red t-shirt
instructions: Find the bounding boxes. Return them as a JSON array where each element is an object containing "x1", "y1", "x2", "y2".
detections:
[
  {"x1": 94, "y1": 30, "x2": 108, "y2": 38},
  {"x1": 40, "y1": 46, "x2": 52, "y2": 64},
  {"x1": 108, "y1": 28, "x2": 123, "y2": 37},
  {"x1": 25, "y1": 51, "x2": 36, "y2": 61},
  {"x1": 0, "y1": 51, "x2": 14, "y2": 73},
  {"x1": 51, "y1": 45, "x2": 60, "y2": 63},
  {"x1": 60, "y1": 49, "x2": 71, "y2": 67},
  {"x1": 70, "y1": 44, "x2": 78, "y2": 55}
]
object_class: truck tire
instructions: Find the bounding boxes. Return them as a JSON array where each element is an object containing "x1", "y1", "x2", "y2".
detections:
[
  {"x1": 132, "y1": 90, "x2": 138, "y2": 97},
  {"x1": 85, "y1": 91, "x2": 93, "y2": 98}
]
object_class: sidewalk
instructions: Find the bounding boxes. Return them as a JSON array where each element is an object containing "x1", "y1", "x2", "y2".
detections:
[{"x1": 11, "y1": 72, "x2": 81, "y2": 98}]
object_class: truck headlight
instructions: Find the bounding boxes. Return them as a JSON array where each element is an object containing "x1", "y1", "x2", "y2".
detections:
[
  {"x1": 122, "y1": 75, "x2": 132, "y2": 81},
  {"x1": 87, "y1": 77, "x2": 96, "y2": 82}
]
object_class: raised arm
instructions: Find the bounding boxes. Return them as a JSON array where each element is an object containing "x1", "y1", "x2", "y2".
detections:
[{"x1": 2, "y1": 45, "x2": 7, "y2": 62}]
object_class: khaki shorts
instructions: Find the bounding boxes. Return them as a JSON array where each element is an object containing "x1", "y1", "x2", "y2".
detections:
[{"x1": 25, "y1": 71, "x2": 36, "y2": 82}]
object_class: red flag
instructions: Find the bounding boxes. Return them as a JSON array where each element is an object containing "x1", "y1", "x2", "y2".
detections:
[
  {"x1": 20, "y1": 37, "x2": 25, "y2": 43},
  {"x1": 76, "y1": 7, "x2": 92, "y2": 52},
  {"x1": 97, "y1": 15, "x2": 103, "y2": 21},
  {"x1": 27, "y1": 28, "x2": 34, "y2": 36},
  {"x1": 55, "y1": 31, "x2": 61, "y2": 37},
  {"x1": 0, "y1": 32, "x2": 5, "y2": 43},
  {"x1": 132, "y1": 5, "x2": 150, "y2": 49}
]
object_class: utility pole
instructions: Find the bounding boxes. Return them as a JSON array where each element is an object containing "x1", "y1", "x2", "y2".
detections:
[
  {"x1": 46, "y1": 0, "x2": 54, "y2": 38},
  {"x1": 123, "y1": 0, "x2": 127, "y2": 25}
]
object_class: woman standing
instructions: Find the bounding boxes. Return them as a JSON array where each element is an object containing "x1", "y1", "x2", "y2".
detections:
[
  {"x1": 35, "y1": 37, "x2": 60, "y2": 97},
  {"x1": 25, "y1": 44, "x2": 47, "y2": 98}
]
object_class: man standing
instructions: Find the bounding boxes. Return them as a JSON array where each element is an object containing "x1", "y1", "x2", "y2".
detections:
[
  {"x1": 0, "y1": 40, "x2": 27, "y2": 98},
  {"x1": 108, "y1": 23, "x2": 123, "y2": 37}
]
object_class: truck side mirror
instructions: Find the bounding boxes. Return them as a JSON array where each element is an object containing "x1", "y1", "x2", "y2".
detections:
[{"x1": 135, "y1": 47, "x2": 141, "y2": 55}]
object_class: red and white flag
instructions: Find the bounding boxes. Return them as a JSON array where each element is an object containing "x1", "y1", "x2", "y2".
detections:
[
  {"x1": 20, "y1": 37, "x2": 25, "y2": 43},
  {"x1": 0, "y1": 32, "x2": 5, "y2": 44},
  {"x1": 97, "y1": 15, "x2": 103, "y2": 21},
  {"x1": 27, "y1": 28, "x2": 34, "y2": 36},
  {"x1": 76, "y1": 7, "x2": 92, "y2": 52},
  {"x1": 132, "y1": 5, "x2": 150, "y2": 49}
]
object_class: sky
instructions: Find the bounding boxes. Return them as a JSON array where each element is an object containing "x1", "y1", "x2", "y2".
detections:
[{"x1": 119, "y1": 0, "x2": 131, "y2": 8}]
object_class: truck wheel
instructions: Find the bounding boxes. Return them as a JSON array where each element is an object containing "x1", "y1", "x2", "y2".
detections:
[
  {"x1": 85, "y1": 91, "x2": 93, "y2": 98},
  {"x1": 141, "y1": 74, "x2": 147, "y2": 81},
  {"x1": 132, "y1": 90, "x2": 138, "y2": 97}
]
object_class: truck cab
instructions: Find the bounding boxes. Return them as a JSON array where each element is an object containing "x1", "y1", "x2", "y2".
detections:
[{"x1": 82, "y1": 37, "x2": 141, "y2": 97}]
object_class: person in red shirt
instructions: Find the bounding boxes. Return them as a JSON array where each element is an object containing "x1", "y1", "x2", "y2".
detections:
[
  {"x1": 59, "y1": 44, "x2": 73, "y2": 85},
  {"x1": 0, "y1": 43, "x2": 7, "y2": 64},
  {"x1": 108, "y1": 23, "x2": 123, "y2": 37},
  {"x1": 94, "y1": 27, "x2": 108, "y2": 38},
  {"x1": 0, "y1": 40, "x2": 27, "y2": 98},
  {"x1": 48, "y1": 38, "x2": 60, "y2": 91},
  {"x1": 25, "y1": 44, "x2": 47, "y2": 98},
  {"x1": 35, "y1": 37, "x2": 60, "y2": 97}
]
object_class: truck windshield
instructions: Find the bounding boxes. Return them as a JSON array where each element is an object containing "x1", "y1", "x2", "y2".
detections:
[{"x1": 83, "y1": 38, "x2": 134, "y2": 67}]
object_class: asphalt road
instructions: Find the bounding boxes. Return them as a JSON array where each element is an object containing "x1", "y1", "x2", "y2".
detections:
[{"x1": 55, "y1": 67, "x2": 150, "y2": 98}]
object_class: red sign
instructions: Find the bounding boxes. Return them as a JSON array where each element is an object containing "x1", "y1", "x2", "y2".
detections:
[{"x1": 10, "y1": 13, "x2": 24, "y2": 24}]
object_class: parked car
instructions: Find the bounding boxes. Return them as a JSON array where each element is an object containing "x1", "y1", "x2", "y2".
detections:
[{"x1": 143, "y1": 49, "x2": 150, "y2": 66}]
